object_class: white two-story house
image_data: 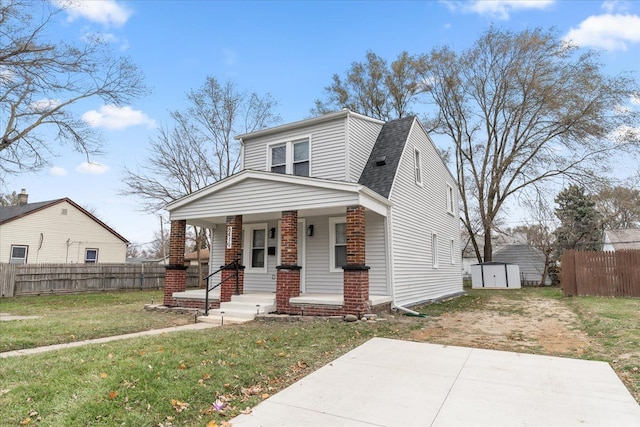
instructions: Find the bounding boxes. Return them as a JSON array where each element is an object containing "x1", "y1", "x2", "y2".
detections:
[{"x1": 163, "y1": 110, "x2": 462, "y2": 317}]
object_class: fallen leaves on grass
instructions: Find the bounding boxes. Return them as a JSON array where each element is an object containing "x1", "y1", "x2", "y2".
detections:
[
  {"x1": 108, "y1": 391, "x2": 119, "y2": 400},
  {"x1": 170, "y1": 399, "x2": 190, "y2": 413},
  {"x1": 100, "y1": 372, "x2": 108, "y2": 379}
]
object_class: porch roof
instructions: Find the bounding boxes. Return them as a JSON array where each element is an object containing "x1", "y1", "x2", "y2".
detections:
[{"x1": 166, "y1": 170, "x2": 391, "y2": 226}]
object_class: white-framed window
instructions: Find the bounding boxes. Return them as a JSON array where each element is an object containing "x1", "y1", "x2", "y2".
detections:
[
  {"x1": 431, "y1": 233, "x2": 438, "y2": 268},
  {"x1": 329, "y1": 217, "x2": 347, "y2": 272},
  {"x1": 268, "y1": 138, "x2": 310, "y2": 177},
  {"x1": 450, "y1": 239, "x2": 456, "y2": 264},
  {"x1": 85, "y1": 248, "x2": 98, "y2": 264},
  {"x1": 446, "y1": 183, "x2": 455, "y2": 215},
  {"x1": 414, "y1": 148, "x2": 422, "y2": 186},
  {"x1": 10, "y1": 245, "x2": 28, "y2": 264},
  {"x1": 243, "y1": 223, "x2": 268, "y2": 273}
]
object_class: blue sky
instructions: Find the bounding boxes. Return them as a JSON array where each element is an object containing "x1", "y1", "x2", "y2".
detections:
[{"x1": 4, "y1": 0, "x2": 640, "y2": 248}]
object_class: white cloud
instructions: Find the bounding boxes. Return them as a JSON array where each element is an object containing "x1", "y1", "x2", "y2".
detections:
[
  {"x1": 29, "y1": 98, "x2": 61, "y2": 113},
  {"x1": 602, "y1": 0, "x2": 631, "y2": 13},
  {"x1": 441, "y1": 0, "x2": 555, "y2": 20},
  {"x1": 76, "y1": 162, "x2": 110, "y2": 175},
  {"x1": 82, "y1": 105, "x2": 156, "y2": 130},
  {"x1": 50, "y1": 166, "x2": 68, "y2": 176},
  {"x1": 565, "y1": 14, "x2": 640, "y2": 50},
  {"x1": 55, "y1": 0, "x2": 132, "y2": 27}
]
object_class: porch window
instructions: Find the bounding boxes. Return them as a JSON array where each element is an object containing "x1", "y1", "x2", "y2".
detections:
[
  {"x1": 432, "y1": 233, "x2": 438, "y2": 268},
  {"x1": 85, "y1": 248, "x2": 98, "y2": 264},
  {"x1": 268, "y1": 138, "x2": 310, "y2": 177},
  {"x1": 243, "y1": 223, "x2": 268, "y2": 273},
  {"x1": 329, "y1": 217, "x2": 347, "y2": 272},
  {"x1": 10, "y1": 245, "x2": 28, "y2": 264}
]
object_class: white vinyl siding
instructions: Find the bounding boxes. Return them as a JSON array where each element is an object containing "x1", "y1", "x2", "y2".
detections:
[
  {"x1": 171, "y1": 178, "x2": 363, "y2": 221},
  {"x1": 304, "y1": 216, "x2": 343, "y2": 294},
  {"x1": 388, "y1": 119, "x2": 462, "y2": 307},
  {"x1": 365, "y1": 211, "x2": 389, "y2": 296},
  {"x1": 0, "y1": 200, "x2": 127, "y2": 264},
  {"x1": 244, "y1": 119, "x2": 346, "y2": 181},
  {"x1": 347, "y1": 116, "x2": 385, "y2": 182},
  {"x1": 302, "y1": 213, "x2": 388, "y2": 296},
  {"x1": 431, "y1": 234, "x2": 438, "y2": 268}
]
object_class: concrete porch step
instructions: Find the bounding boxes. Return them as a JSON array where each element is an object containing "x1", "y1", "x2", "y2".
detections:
[
  {"x1": 204, "y1": 292, "x2": 277, "y2": 321},
  {"x1": 197, "y1": 314, "x2": 253, "y2": 325},
  {"x1": 230, "y1": 293, "x2": 277, "y2": 304}
]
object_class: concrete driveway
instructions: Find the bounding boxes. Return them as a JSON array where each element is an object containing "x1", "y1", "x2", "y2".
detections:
[{"x1": 231, "y1": 338, "x2": 640, "y2": 426}]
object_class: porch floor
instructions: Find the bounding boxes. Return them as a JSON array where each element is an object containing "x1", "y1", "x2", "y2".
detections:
[
  {"x1": 172, "y1": 290, "x2": 392, "y2": 308},
  {"x1": 290, "y1": 293, "x2": 392, "y2": 307}
]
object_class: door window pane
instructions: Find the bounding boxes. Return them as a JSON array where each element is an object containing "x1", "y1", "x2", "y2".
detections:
[{"x1": 252, "y1": 229, "x2": 265, "y2": 268}]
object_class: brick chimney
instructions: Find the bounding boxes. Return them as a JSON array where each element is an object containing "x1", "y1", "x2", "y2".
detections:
[{"x1": 17, "y1": 189, "x2": 28, "y2": 206}]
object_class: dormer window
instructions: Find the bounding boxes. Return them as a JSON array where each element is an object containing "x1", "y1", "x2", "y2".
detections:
[{"x1": 268, "y1": 138, "x2": 310, "y2": 177}]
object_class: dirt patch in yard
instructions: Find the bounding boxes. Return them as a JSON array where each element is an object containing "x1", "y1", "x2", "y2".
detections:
[{"x1": 410, "y1": 295, "x2": 593, "y2": 357}]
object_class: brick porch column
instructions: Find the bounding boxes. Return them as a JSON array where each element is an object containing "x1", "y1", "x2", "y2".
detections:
[
  {"x1": 276, "y1": 210, "x2": 301, "y2": 313},
  {"x1": 221, "y1": 215, "x2": 244, "y2": 302},
  {"x1": 164, "y1": 219, "x2": 187, "y2": 306},
  {"x1": 343, "y1": 205, "x2": 370, "y2": 317}
]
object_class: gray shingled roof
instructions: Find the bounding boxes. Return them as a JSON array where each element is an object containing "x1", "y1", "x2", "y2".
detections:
[
  {"x1": 358, "y1": 116, "x2": 415, "y2": 198},
  {"x1": 0, "y1": 200, "x2": 61, "y2": 224}
]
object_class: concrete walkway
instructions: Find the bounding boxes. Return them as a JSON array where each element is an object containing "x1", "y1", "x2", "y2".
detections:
[
  {"x1": 0, "y1": 323, "x2": 217, "y2": 358},
  {"x1": 231, "y1": 338, "x2": 640, "y2": 427}
]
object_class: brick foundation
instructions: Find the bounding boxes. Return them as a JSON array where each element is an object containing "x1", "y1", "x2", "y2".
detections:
[
  {"x1": 172, "y1": 299, "x2": 220, "y2": 310},
  {"x1": 163, "y1": 268, "x2": 187, "y2": 306},
  {"x1": 276, "y1": 268, "x2": 301, "y2": 312}
]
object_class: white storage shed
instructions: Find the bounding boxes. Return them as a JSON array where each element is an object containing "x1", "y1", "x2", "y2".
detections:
[{"x1": 471, "y1": 262, "x2": 521, "y2": 289}]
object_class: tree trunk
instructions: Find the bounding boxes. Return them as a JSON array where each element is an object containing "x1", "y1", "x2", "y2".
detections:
[{"x1": 483, "y1": 230, "x2": 493, "y2": 262}]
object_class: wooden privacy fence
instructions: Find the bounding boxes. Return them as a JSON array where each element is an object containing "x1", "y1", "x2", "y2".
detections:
[
  {"x1": 561, "y1": 250, "x2": 640, "y2": 297},
  {"x1": 0, "y1": 264, "x2": 204, "y2": 297}
]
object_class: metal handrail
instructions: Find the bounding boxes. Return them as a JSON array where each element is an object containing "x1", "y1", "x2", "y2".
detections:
[{"x1": 204, "y1": 259, "x2": 240, "y2": 315}]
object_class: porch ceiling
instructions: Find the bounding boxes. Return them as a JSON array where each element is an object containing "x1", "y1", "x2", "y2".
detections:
[{"x1": 167, "y1": 170, "x2": 390, "y2": 226}]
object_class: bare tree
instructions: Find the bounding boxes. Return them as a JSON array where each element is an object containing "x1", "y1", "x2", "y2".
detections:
[
  {"x1": 0, "y1": 0, "x2": 147, "y2": 179},
  {"x1": 419, "y1": 27, "x2": 639, "y2": 262},
  {"x1": 312, "y1": 51, "x2": 425, "y2": 120},
  {"x1": 121, "y1": 77, "x2": 281, "y2": 284},
  {"x1": 595, "y1": 184, "x2": 640, "y2": 229}
]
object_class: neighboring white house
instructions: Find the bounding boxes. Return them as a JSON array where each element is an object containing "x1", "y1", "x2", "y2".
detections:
[
  {"x1": 0, "y1": 191, "x2": 129, "y2": 264},
  {"x1": 164, "y1": 110, "x2": 462, "y2": 315},
  {"x1": 603, "y1": 229, "x2": 640, "y2": 251}
]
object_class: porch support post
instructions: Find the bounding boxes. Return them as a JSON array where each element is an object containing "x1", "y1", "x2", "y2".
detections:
[
  {"x1": 276, "y1": 210, "x2": 300, "y2": 313},
  {"x1": 342, "y1": 205, "x2": 370, "y2": 317},
  {"x1": 221, "y1": 215, "x2": 244, "y2": 302},
  {"x1": 164, "y1": 219, "x2": 187, "y2": 306}
]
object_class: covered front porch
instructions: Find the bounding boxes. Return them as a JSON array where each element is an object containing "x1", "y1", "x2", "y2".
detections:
[{"x1": 163, "y1": 170, "x2": 392, "y2": 318}]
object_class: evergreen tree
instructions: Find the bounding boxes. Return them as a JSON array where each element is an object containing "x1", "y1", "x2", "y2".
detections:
[{"x1": 554, "y1": 185, "x2": 602, "y2": 253}]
